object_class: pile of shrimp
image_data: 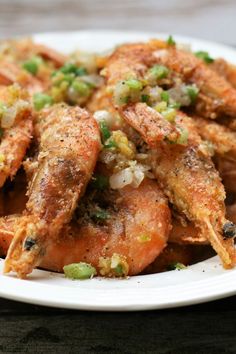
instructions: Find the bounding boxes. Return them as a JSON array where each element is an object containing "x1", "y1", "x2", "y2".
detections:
[{"x1": 0, "y1": 36, "x2": 236, "y2": 279}]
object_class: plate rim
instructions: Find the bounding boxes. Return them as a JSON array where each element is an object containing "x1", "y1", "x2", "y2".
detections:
[{"x1": 1, "y1": 29, "x2": 236, "y2": 311}]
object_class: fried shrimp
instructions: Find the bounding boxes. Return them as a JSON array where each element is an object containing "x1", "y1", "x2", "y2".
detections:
[
  {"x1": 150, "y1": 40, "x2": 236, "y2": 119},
  {"x1": 0, "y1": 60, "x2": 44, "y2": 94},
  {"x1": 193, "y1": 116, "x2": 236, "y2": 161},
  {"x1": 0, "y1": 179, "x2": 171, "y2": 276},
  {"x1": 4, "y1": 104, "x2": 101, "y2": 278},
  {"x1": 0, "y1": 85, "x2": 33, "y2": 187},
  {"x1": 105, "y1": 41, "x2": 236, "y2": 119},
  {"x1": 210, "y1": 58, "x2": 236, "y2": 89},
  {"x1": 121, "y1": 105, "x2": 235, "y2": 267}
]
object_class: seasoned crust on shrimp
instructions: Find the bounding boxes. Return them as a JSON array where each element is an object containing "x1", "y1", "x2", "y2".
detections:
[
  {"x1": 210, "y1": 58, "x2": 236, "y2": 89},
  {"x1": 0, "y1": 85, "x2": 33, "y2": 187},
  {"x1": 193, "y1": 115, "x2": 236, "y2": 161},
  {"x1": 0, "y1": 178, "x2": 171, "y2": 276},
  {"x1": 105, "y1": 41, "x2": 236, "y2": 119},
  {"x1": 121, "y1": 105, "x2": 235, "y2": 267},
  {"x1": 150, "y1": 40, "x2": 236, "y2": 119},
  {"x1": 4, "y1": 104, "x2": 101, "y2": 278}
]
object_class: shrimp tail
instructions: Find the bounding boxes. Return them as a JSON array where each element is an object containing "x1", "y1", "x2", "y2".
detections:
[{"x1": 203, "y1": 218, "x2": 235, "y2": 268}]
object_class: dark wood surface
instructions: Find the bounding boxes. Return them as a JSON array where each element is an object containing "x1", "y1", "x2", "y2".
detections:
[
  {"x1": 1, "y1": 1, "x2": 236, "y2": 353},
  {"x1": 0, "y1": 295, "x2": 236, "y2": 353}
]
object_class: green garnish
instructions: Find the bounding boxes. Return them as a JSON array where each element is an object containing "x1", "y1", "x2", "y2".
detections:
[
  {"x1": 59, "y1": 63, "x2": 87, "y2": 76},
  {"x1": 162, "y1": 108, "x2": 177, "y2": 123},
  {"x1": 104, "y1": 140, "x2": 117, "y2": 149},
  {"x1": 167, "y1": 35, "x2": 176, "y2": 46},
  {"x1": 177, "y1": 127, "x2": 189, "y2": 145},
  {"x1": 22, "y1": 56, "x2": 43, "y2": 75},
  {"x1": 99, "y1": 120, "x2": 111, "y2": 141},
  {"x1": 71, "y1": 80, "x2": 91, "y2": 97},
  {"x1": 161, "y1": 91, "x2": 169, "y2": 102},
  {"x1": 114, "y1": 264, "x2": 125, "y2": 276},
  {"x1": 148, "y1": 65, "x2": 169, "y2": 80},
  {"x1": 185, "y1": 85, "x2": 199, "y2": 104},
  {"x1": 125, "y1": 79, "x2": 143, "y2": 91},
  {"x1": 91, "y1": 209, "x2": 110, "y2": 221},
  {"x1": 169, "y1": 102, "x2": 181, "y2": 109},
  {"x1": 33, "y1": 93, "x2": 53, "y2": 111},
  {"x1": 195, "y1": 51, "x2": 214, "y2": 64},
  {"x1": 0, "y1": 101, "x2": 7, "y2": 116},
  {"x1": 167, "y1": 262, "x2": 186, "y2": 271},
  {"x1": 63, "y1": 262, "x2": 97, "y2": 280},
  {"x1": 91, "y1": 174, "x2": 109, "y2": 190},
  {"x1": 141, "y1": 94, "x2": 149, "y2": 103}
]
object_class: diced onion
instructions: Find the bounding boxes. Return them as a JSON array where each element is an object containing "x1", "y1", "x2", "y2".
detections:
[
  {"x1": 109, "y1": 163, "x2": 150, "y2": 190},
  {"x1": 109, "y1": 168, "x2": 133, "y2": 189},
  {"x1": 1, "y1": 106, "x2": 17, "y2": 128},
  {"x1": 94, "y1": 110, "x2": 114, "y2": 127}
]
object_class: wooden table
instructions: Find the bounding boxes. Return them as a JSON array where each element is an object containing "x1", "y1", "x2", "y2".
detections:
[{"x1": 1, "y1": 1, "x2": 236, "y2": 352}]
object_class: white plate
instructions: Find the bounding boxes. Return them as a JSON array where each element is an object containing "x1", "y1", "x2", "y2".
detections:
[{"x1": 1, "y1": 30, "x2": 236, "y2": 311}]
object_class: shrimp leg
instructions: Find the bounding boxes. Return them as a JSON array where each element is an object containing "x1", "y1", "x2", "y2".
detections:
[{"x1": 4, "y1": 104, "x2": 101, "y2": 278}]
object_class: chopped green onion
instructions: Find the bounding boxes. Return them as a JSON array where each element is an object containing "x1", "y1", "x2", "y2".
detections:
[
  {"x1": 91, "y1": 174, "x2": 109, "y2": 190},
  {"x1": 63, "y1": 262, "x2": 97, "y2": 280},
  {"x1": 185, "y1": 85, "x2": 199, "y2": 104},
  {"x1": 91, "y1": 209, "x2": 110, "y2": 221},
  {"x1": 99, "y1": 120, "x2": 111, "y2": 141},
  {"x1": 114, "y1": 264, "x2": 125, "y2": 276},
  {"x1": 22, "y1": 56, "x2": 43, "y2": 75},
  {"x1": 125, "y1": 79, "x2": 143, "y2": 91},
  {"x1": 60, "y1": 63, "x2": 78, "y2": 74},
  {"x1": 71, "y1": 80, "x2": 90, "y2": 97},
  {"x1": 141, "y1": 94, "x2": 149, "y2": 103},
  {"x1": 169, "y1": 102, "x2": 181, "y2": 109},
  {"x1": 167, "y1": 35, "x2": 176, "y2": 46},
  {"x1": 155, "y1": 101, "x2": 168, "y2": 113},
  {"x1": 75, "y1": 67, "x2": 88, "y2": 76},
  {"x1": 167, "y1": 262, "x2": 186, "y2": 271},
  {"x1": 148, "y1": 65, "x2": 169, "y2": 80},
  {"x1": 161, "y1": 91, "x2": 169, "y2": 102},
  {"x1": 59, "y1": 63, "x2": 87, "y2": 76},
  {"x1": 33, "y1": 93, "x2": 53, "y2": 111},
  {"x1": 162, "y1": 108, "x2": 177, "y2": 123},
  {"x1": 104, "y1": 140, "x2": 117, "y2": 149},
  {"x1": 177, "y1": 127, "x2": 189, "y2": 145},
  {"x1": 195, "y1": 51, "x2": 214, "y2": 64},
  {"x1": 0, "y1": 101, "x2": 7, "y2": 116}
]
